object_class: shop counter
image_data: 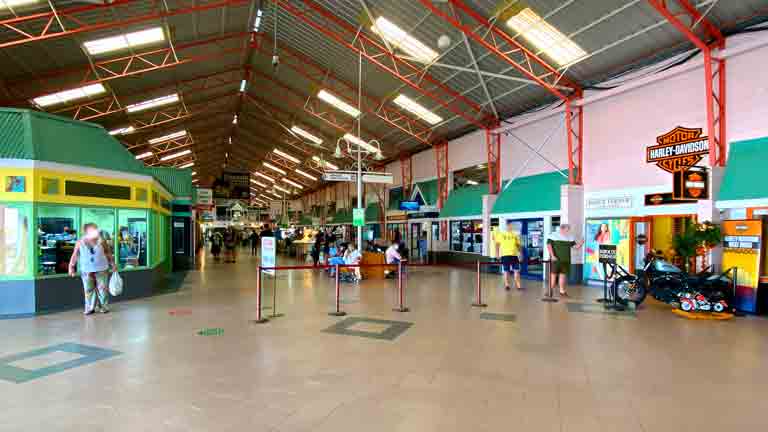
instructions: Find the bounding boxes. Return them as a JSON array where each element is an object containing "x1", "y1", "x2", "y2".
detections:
[{"x1": 361, "y1": 252, "x2": 391, "y2": 280}]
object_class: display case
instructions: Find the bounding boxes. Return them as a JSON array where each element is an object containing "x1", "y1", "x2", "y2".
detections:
[
  {"x1": 37, "y1": 206, "x2": 79, "y2": 275},
  {"x1": 118, "y1": 209, "x2": 148, "y2": 269},
  {"x1": 450, "y1": 220, "x2": 483, "y2": 253}
]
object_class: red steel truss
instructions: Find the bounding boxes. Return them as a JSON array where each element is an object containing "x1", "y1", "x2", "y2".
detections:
[
  {"x1": 565, "y1": 102, "x2": 584, "y2": 185},
  {"x1": 434, "y1": 141, "x2": 449, "y2": 208},
  {"x1": 0, "y1": 0, "x2": 249, "y2": 49},
  {"x1": 422, "y1": 0, "x2": 584, "y2": 185},
  {"x1": 10, "y1": 32, "x2": 248, "y2": 102},
  {"x1": 646, "y1": 0, "x2": 726, "y2": 166},
  {"x1": 51, "y1": 68, "x2": 243, "y2": 121},
  {"x1": 274, "y1": 0, "x2": 492, "y2": 130},
  {"x1": 251, "y1": 38, "x2": 436, "y2": 146},
  {"x1": 400, "y1": 153, "x2": 413, "y2": 198},
  {"x1": 486, "y1": 128, "x2": 501, "y2": 194}
]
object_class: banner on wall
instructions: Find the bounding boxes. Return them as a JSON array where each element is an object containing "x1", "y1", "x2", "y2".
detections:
[
  {"x1": 721, "y1": 220, "x2": 763, "y2": 313},
  {"x1": 584, "y1": 219, "x2": 630, "y2": 281}
]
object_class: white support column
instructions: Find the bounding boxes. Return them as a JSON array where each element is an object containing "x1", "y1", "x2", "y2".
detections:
[{"x1": 560, "y1": 184, "x2": 585, "y2": 282}]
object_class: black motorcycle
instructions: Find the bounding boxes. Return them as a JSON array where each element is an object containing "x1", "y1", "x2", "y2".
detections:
[{"x1": 612, "y1": 251, "x2": 732, "y2": 308}]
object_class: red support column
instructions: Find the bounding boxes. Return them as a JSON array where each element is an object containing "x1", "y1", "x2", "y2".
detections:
[
  {"x1": 400, "y1": 153, "x2": 413, "y2": 199},
  {"x1": 486, "y1": 128, "x2": 501, "y2": 194},
  {"x1": 646, "y1": 0, "x2": 726, "y2": 166},
  {"x1": 565, "y1": 101, "x2": 584, "y2": 185},
  {"x1": 435, "y1": 141, "x2": 449, "y2": 208}
]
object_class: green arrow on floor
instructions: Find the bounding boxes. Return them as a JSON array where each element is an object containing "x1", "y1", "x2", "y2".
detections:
[{"x1": 197, "y1": 328, "x2": 224, "y2": 336}]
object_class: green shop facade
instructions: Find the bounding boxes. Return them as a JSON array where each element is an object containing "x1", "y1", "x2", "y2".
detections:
[{"x1": 0, "y1": 108, "x2": 192, "y2": 317}]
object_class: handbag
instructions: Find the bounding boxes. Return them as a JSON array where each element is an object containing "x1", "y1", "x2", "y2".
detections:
[{"x1": 109, "y1": 272, "x2": 123, "y2": 296}]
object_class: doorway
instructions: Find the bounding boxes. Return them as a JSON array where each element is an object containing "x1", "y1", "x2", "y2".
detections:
[
  {"x1": 629, "y1": 214, "x2": 695, "y2": 272},
  {"x1": 410, "y1": 222, "x2": 425, "y2": 262},
  {"x1": 505, "y1": 218, "x2": 545, "y2": 279}
]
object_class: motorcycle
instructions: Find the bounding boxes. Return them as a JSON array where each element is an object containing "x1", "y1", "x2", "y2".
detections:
[{"x1": 612, "y1": 250, "x2": 732, "y2": 309}]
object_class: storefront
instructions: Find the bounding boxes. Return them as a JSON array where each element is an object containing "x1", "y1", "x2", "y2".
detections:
[
  {"x1": 715, "y1": 136, "x2": 768, "y2": 314},
  {"x1": 0, "y1": 108, "x2": 182, "y2": 316},
  {"x1": 435, "y1": 184, "x2": 486, "y2": 264},
  {"x1": 491, "y1": 170, "x2": 568, "y2": 279}
]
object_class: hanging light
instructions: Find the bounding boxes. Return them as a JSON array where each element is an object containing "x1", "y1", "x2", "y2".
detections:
[
  {"x1": 262, "y1": 162, "x2": 287, "y2": 175},
  {"x1": 333, "y1": 141, "x2": 343, "y2": 159}
]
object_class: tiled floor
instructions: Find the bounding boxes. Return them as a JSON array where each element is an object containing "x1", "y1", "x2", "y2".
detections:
[{"x1": 2, "y1": 249, "x2": 767, "y2": 431}]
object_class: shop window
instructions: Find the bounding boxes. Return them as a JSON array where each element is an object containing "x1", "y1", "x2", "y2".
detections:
[
  {"x1": 81, "y1": 208, "x2": 116, "y2": 267},
  {"x1": 0, "y1": 204, "x2": 32, "y2": 278},
  {"x1": 37, "y1": 206, "x2": 79, "y2": 275},
  {"x1": 135, "y1": 188, "x2": 148, "y2": 202},
  {"x1": 41, "y1": 178, "x2": 60, "y2": 195},
  {"x1": 118, "y1": 209, "x2": 148, "y2": 270},
  {"x1": 450, "y1": 220, "x2": 483, "y2": 253}
]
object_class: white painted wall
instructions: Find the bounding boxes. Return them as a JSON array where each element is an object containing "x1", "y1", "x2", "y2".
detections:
[{"x1": 726, "y1": 40, "x2": 768, "y2": 144}]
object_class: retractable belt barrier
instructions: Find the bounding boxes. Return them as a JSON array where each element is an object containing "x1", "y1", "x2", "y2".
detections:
[
  {"x1": 252, "y1": 261, "x2": 410, "y2": 323},
  {"x1": 473, "y1": 260, "x2": 556, "y2": 306}
]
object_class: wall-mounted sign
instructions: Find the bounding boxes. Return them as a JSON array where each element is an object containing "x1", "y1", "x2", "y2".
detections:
[
  {"x1": 644, "y1": 192, "x2": 696, "y2": 206},
  {"x1": 196, "y1": 188, "x2": 213, "y2": 205},
  {"x1": 585, "y1": 196, "x2": 633, "y2": 210},
  {"x1": 721, "y1": 220, "x2": 762, "y2": 313},
  {"x1": 673, "y1": 166, "x2": 709, "y2": 200},
  {"x1": 647, "y1": 126, "x2": 709, "y2": 173},
  {"x1": 352, "y1": 208, "x2": 365, "y2": 227},
  {"x1": 598, "y1": 244, "x2": 617, "y2": 264}
]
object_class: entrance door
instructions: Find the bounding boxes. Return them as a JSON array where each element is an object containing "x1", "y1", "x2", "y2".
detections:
[
  {"x1": 504, "y1": 218, "x2": 544, "y2": 279},
  {"x1": 630, "y1": 217, "x2": 652, "y2": 273},
  {"x1": 410, "y1": 223, "x2": 422, "y2": 262}
]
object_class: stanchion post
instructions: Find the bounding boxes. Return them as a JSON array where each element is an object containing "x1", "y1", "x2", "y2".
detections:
[
  {"x1": 269, "y1": 272, "x2": 284, "y2": 318},
  {"x1": 472, "y1": 261, "x2": 488, "y2": 307},
  {"x1": 253, "y1": 266, "x2": 269, "y2": 323},
  {"x1": 541, "y1": 260, "x2": 558, "y2": 303},
  {"x1": 393, "y1": 260, "x2": 409, "y2": 312},
  {"x1": 329, "y1": 264, "x2": 346, "y2": 316},
  {"x1": 596, "y1": 261, "x2": 609, "y2": 303}
]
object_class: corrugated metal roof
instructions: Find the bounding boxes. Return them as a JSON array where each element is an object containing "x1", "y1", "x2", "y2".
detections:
[
  {"x1": 149, "y1": 166, "x2": 194, "y2": 198},
  {"x1": 0, "y1": 109, "x2": 30, "y2": 159}
]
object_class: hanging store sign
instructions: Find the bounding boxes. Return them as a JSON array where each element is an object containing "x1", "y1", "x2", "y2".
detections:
[
  {"x1": 352, "y1": 208, "x2": 365, "y2": 227},
  {"x1": 673, "y1": 166, "x2": 709, "y2": 200},
  {"x1": 644, "y1": 192, "x2": 696, "y2": 206},
  {"x1": 361, "y1": 173, "x2": 394, "y2": 184},
  {"x1": 196, "y1": 188, "x2": 213, "y2": 205},
  {"x1": 646, "y1": 126, "x2": 709, "y2": 173},
  {"x1": 323, "y1": 172, "x2": 355, "y2": 182}
]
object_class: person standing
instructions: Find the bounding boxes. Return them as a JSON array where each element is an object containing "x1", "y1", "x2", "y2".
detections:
[
  {"x1": 495, "y1": 221, "x2": 523, "y2": 291},
  {"x1": 249, "y1": 230, "x2": 259, "y2": 256},
  {"x1": 224, "y1": 227, "x2": 237, "y2": 263},
  {"x1": 68, "y1": 223, "x2": 116, "y2": 315},
  {"x1": 546, "y1": 224, "x2": 584, "y2": 297}
]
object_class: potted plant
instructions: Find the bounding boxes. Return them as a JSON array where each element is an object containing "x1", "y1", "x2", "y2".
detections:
[{"x1": 672, "y1": 220, "x2": 721, "y2": 272}]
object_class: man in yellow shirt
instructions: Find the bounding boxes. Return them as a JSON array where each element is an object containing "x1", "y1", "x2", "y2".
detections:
[{"x1": 495, "y1": 221, "x2": 522, "y2": 291}]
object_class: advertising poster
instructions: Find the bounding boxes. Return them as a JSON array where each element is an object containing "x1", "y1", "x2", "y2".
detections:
[
  {"x1": 584, "y1": 219, "x2": 630, "y2": 281},
  {"x1": 721, "y1": 220, "x2": 762, "y2": 313},
  {"x1": 261, "y1": 236, "x2": 276, "y2": 276}
]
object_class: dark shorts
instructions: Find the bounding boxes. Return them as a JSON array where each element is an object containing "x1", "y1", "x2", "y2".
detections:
[
  {"x1": 500, "y1": 255, "x2": 520, "y2": 272},
  {"x1": 550, "y1": 260, "x2": 570, "y2": 275}
]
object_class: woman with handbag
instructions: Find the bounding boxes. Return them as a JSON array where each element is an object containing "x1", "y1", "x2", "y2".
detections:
[{"x1": 68, "y1": 223, "x2": 116, "y2": 315}]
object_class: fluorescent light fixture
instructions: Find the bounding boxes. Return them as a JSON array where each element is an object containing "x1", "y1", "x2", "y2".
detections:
[
  {"x1": 253, "y1": 171, "x2": 275, "y2": 182},
  {"x1": 84, "y1": 27, "x2": 165, "y2": 55},
  {"x1": 259, "y1": 194, "x2": 273, "y2": 201},
  {"x1": 291, "y1": 125, "x2": 323, "y2": 145},
  {"x1": 126, "y1": 93, "x2": 179, "y2": 113},
  {"x1": 393, "y1": 94, "x2": 443, "y2": 125},
  {"x1": 262, "y1": 162, "x2": 287, "y2": 175},
  {"x1": 135, "y1": 151, "x2": 153, "y2": 160},
  {"x1": 192, "y1": 179, "x2": 198, "y2": 183},
  {"x1": 160, "y1": 149, "x2": 191, "y2": 161},
  {"x1": 253, "y1": 180, "x2": 268, "y2": 188},
  {"x1": 179, "y1": 162, "x2": 194, "y2": 169},
  {"x1": 191, "y1": 171, "x2": 197, "y2": 176},
  {"x1": 274, "y1": 185, "x2": 291, "y2": 194},
  {"x1": 273, "y1": 149, "x2": 300, "y2": 164},
  {"x1": 253, "y1": 8, "x2": 263, "y2": 32},
  {"x1": 466, "y1": 179, "x2": 479, "y2": 185},
  {"x1": 505, "y1": 8, "x2": 587, "y2": 66},
  {"x1": 239, "y1": 79, "x2": 247, "y2": 92},
  {"x1": 317, "y1": 89, "x2": 360, "y2": 118},
  {"x1": 371, "y1": 16, "x2": 438, "y2": 63},
  {"x1": 282, "y1": 178, "x2": 304, "y2": 189},
  {"x1": 148, "y1": 130, "x2": 187, "y2": 144},
  {"x1": 232, "y1": 115, "x2": 238, "y2": 125},
  {"x1": 0, "y1": 0, "x2": 43, "y2": 9},
  {"x1": 312, "y1": 156, "x2": 339, "y2": 171},
  {"x1": 32, "y1": 83, "x2": 106, "y2": 108},
  {"x1": 109, "y1": 126, "x2": 135, "y2": 136},
  {"x1": 294, "y1": 169, "x2": 317, "y2": 181},
  {"x1": 343, "y1": 133, "x2": 381, "y2": 154}
]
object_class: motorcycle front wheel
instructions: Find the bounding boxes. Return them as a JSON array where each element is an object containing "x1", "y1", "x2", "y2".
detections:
[{"x1": 613, "y1": 275, "x2": 647, "y2": 306}]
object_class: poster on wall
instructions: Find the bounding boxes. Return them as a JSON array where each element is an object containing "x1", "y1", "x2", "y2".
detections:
[
  {"x1": 584, "y1": 219, "x2": 630, "y2": 281},
  {"x1": 721, "y1": 220, "x2": 762, "y2": 313},
  {"x1": 673, "y1": 166, "x2": 709, "y2": 200}
]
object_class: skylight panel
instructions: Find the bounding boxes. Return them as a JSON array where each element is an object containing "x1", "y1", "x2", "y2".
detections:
[
  {"x1": 148, "y1": 130, "x2": 187, "y2": 145},
  {"x1": 273, "y1": 149, "x2": 300, "y2": 164},
  {"x1": 160, "y1": 149, "x2": 191, "y2": 161},
  {"x1": 126, "y1": 93, "x2": 179, "y2": 113},
  {"x1": 393, "y1": 94, "x2": 443, "y2": 125},
  {"x1": 317, "y1": 90, "x2": 360, "y2": 118},
  {"x1": 291, "y1": 125, "x2": 323, "y2": 145},
  {"x1": 32, "y1": 84, "x2": 106, "y2": 107},
  {"x1": 371, "y1": 16, "x2": 438, "y2": 64},
  {"x1": 506, "y1": 8, "x2": 586, "y2": 66},
  {"x1": 84, "y1": 27, "x2": 165, "y2": 55}
]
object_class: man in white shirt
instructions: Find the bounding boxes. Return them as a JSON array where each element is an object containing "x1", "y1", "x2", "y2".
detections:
[{"x1": 384, "y1": 242, "x2": 402, "y2": 279}]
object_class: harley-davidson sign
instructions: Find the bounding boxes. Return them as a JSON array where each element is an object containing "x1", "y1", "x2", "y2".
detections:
[{"x1": 646, "y1": 126, "x2": 709, "y2": 173}]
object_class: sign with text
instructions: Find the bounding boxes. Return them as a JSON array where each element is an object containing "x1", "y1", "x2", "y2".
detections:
[
  {"x1": 361, "y1": 173, "x2": 394, "y2": 184},
  {"x1": 644, "y1": 192, "x2": 696, "y2": 206},
  {"x1": 323, "y1": 172, "x2": 355, "y2": 182},
  {"x1": 353, "y1": 208, "x2": 365, "y2": 227},
  {"x1": 586, "y1": 196, "x2": 633, "y2": 210},
  {"x1": 721, "y1": 220, "x2": 762, "y2": 313},
  {"x1": 673, "y1": 166, "x2": 709, "y2": 200},
  {"x1": 647, "y1": 126, "x2": 709, "y2": 173},
  {"x1": 598, "y1": 244, "x2": 617, "y2": 264},
  {"x1": 261, "y1": 236, "x2": 276, "y2": 276},
  {"x1": 196, "y1": 188, "x2": 213, "y2": 205}
]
